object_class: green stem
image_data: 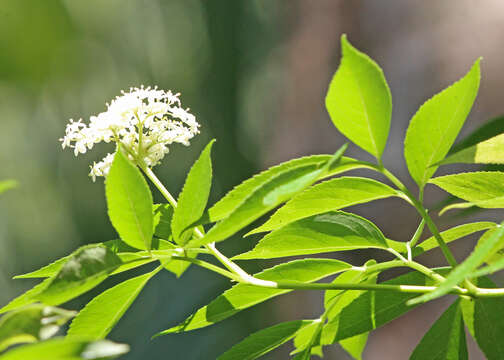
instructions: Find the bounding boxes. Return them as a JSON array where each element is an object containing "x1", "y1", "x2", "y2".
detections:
[
  {"x1": 171, "y1": 256, "x2": 243, "y2": 282},
  {"x1": 141, "y1": 165, "x2": 251, "y2": 279},
  {"x1": 377, "y1": 166, "x2": 458, "y2": 268}
]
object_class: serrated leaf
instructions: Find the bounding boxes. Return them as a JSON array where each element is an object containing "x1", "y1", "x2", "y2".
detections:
[
  {"x1": 35, "y1": 245, "x2": 124, "y2": 306},
  {"x1": 321, "y1": 270, "x2": 448, "y2": 343},
  {"x1": 217, "y1": 320, "x2": 314, "y2": 360},
  {"x1": 207, "y1": 155, "x2": 372, "y2": 225},
  {"x1": 0, "y1": 180, "x2": 17, "y2": 195},
  {"x1": 234, "y1": 211, "x2": 388, "y2": 260},
  {"x1": 188, "y1": 146, "x2": 348, "y2": 247},
  {"x1": 439, "y1": 133, "x2": 504, "y2": 166},
  {"x1": 461, "y1": 277, "x2": 504, "y2": 360},
  {"x1": 408, "y1": 223, "x2": 504, "y2": 305},
  {"x1": 155, "y1": 259, "x2": 351, "y2": 336},
  {"x1": 430, "y1": 172, "x2": 504, "y2": 208},
  {"x1": 106, "y1": 149, "x2": 153, "y2": 250},
  {"x1": 13, "y1": 238, "x2": 173, "y2": 280},
  {"x1": 386, "y1": 222, "x2": 496, "y2": 258},
  {"x1": 249, "y1": 177, "x2": 398, "y2": 235},
  {"x1": 0, "y1": 278, "x2": 53, "y2": 314},
  {"x1": 67, "y1": 270, "x2": 156, "y2": 340},
  {"x1": 404, "y1": 59, "x2": 481, "y2": 188},
  {"x1": 325, "y1": 35, "x2": 392, "y2": 159},
  {"x1": 0, "y1": 338, "x2": 129, "y2": 360},
  {"x1": 0, "y1": 305, "x2": 75, "y2": 352},
  {"x1": 172, "y1": 140, "x2": 214, "y2": 244},
  {"x1": 410, "y1": 299, "x2": 467, "y2": 360}
]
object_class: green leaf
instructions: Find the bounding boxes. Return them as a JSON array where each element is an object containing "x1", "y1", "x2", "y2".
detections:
[
  {"x1": 36, "y1": 245, "x2": 124, "y2": 306},
  {"x1": 153, "y1": 204, "x2": 174, "y2": 240},
  {"x1": 155, "y1": 258, "x2": 351, "y2": 336},
  {"x1": 217, "y1": 320, "x2": 314, "y2": 360},
  {"x1": 410, "y1": 300, "x2": 467, "y2": 360},
  {"x1": 13, "y1": 238, "x2": 173, "y2": 280},
  {"x1": 322, "y1": 264, "x2": 378, "y2": 358},
  {"x1": 290, "y1": 320, "x2": 323, "y2": 359},
  {"x1": 171, "y1": 140, "x2": 214, "y2": 244},
  {"x1": 386, "y1": 222, "x2": 496, "y2": 258},
  {"x1": 249, "y1": 177, "x2": 398, "y2": 234},
  {"x1": 461, "y1": 277, "x2": 504, "y2": 360},
  {"x1": 439, "y1": 133, "x2": 504, "y2": 166},
  {"x1": 0, "y1": 180, "x2": 17, "y2": 195},
  {"x1": 408, "y1": 223, "x2": 504, "y2": 305},
  {"x1": 0, "y1": 305, "x2": 75, "y2": 352},
  {"x1": 67, "y1": 270, "x2": 156, "y2": 340},
  {"x1": 325, "y1": 35, "x2": 392, "y2": 159},
  {"x1": 321, "y1": 270, "x2": 447, "y2": 343},
  {"x1": 404, "y1": 59, "x2": 481, "y2": 188},
  {"x1": 450, "y1": 115, "x2": 504, "y2": 154},
  {"x1": 0, "y1": 338, "x2": 129, "y2": 360},
  {"x1": 0, "y1": 278, "x2": 53, "y2": 314},
  {"x1": 106, "y1": 149, "x2": 154, "y2": 250},
  {"x1": 430, "y1": 172, "x2": 504, "y2": 208},
  {"x1": 234, "y1": 211, "x2": 388, "y2": 260},
  {"x1": 188, "y1": 146, "x2": 348, "y2": 247},
  {"x1": 207, "y1": 154, "x2": 372, "y2": 225},
  {"x1": 340, "y1": 334, "x2": 368, "y2": 360}
]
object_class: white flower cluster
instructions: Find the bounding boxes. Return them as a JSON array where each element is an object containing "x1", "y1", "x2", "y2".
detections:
[{"x1": 60, "y1": 86, "x2": 200, "y2": 181}]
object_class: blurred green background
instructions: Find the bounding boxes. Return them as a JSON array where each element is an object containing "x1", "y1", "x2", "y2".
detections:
[{"x1": 1, "y1": 1, "x2": 504, "y2": 359}]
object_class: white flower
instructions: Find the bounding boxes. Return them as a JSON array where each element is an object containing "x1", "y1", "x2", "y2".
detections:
[{"x1": 60, "y1": 86, "x2": 200, "y2": 181}]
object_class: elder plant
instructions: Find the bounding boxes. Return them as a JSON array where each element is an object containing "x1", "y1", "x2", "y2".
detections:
[{"x1": 2, "y1": 35, "x2": 504, "y2": 359}]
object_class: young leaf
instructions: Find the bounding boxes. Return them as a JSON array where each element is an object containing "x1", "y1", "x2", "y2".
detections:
[
  {"x1": 0, "y1": 338, "x2": 129, "y2": 360},
  {"x1": 461, "y1": 277, "x2": 504, "y2": 360},
  {"x1": 410, "y1": 300, "x2": 467, "y2": 360},
  {"x1": 36, "y1": 245, "x2": 124, "y2": 306},
  {"x1": 153, "y1": 203, "x2": 174, "y2": 240},
  {"x1": 188, "y1": 146, "x2": 348, "y2": 247},
  {"x1": 325, "y1": 35, "x2": 392, "y2": 159},
  {"x1": 0, "y1": 180, "x2": 17, "y2": 195},
  {"x1": 408, "y1": 223, "x2": 504, "y2": 305},
  {"x1": 217, "y1": 320, "x2": 314, "y2": 360},
  {"x1": 249, "y1": 177, "x2": 398, "y2": 234},
  {"x1": 171, "y1": 140, "x2": 214, "y2": 244},
  {"x1": 67, "y1": 270, "x2": 156, "y2": 340},
  {"x1": 430, "y1": 172, "x2": 504, "y2": 208},
  {"x1": 322, "y1": 269, "x2": 448, "y2": 343},
  {"x1": 404, "y1": 59, "x2": 481, "y2": 188},
  {"x1": 234, "y1": 211, "x2": 389, "y2": 260},
  {"x1": 0, "y1": 305, "x2": 75, "y2": 352},
  {"x1": 154, "y1": 259, "x2": 351, "y2": 336},
  {"x1": 290, "y1": 320, "x2": 323, "y2": 359},
  {"x1": 439, "y1": 133, "x2": 504, "y2": 166},
  {"x1": 106, "y1": 149, "x2": 154, "y2": 250}
]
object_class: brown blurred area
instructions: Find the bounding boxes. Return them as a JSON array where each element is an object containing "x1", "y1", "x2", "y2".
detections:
[{"x1": 1, "y1": 1, "x2": 503, "y2": 359}]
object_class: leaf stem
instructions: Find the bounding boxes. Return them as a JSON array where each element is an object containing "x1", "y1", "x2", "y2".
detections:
[
  {"x1": 140, "y1": 165, "x2": 252, "y2": 279},
  {"x1": 376, "y1": 166, "x2": 458, "y2": 268}
]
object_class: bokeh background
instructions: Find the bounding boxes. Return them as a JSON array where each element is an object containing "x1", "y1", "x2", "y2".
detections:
[{"x1": 1, "y1": 1, "x2": 503, "y2": 359}]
